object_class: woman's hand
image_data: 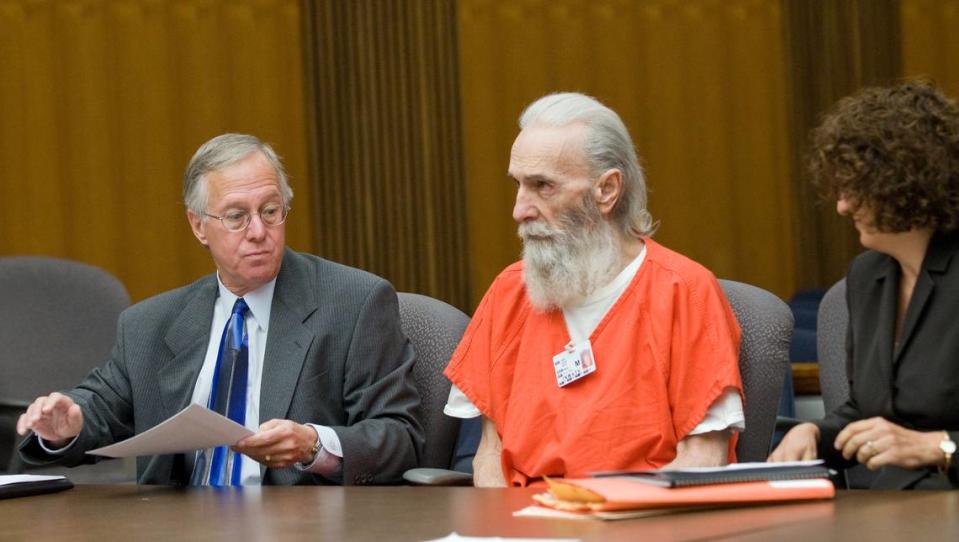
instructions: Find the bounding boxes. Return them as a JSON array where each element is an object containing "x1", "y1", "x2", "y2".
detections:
[
  {"x1": 768, "y1": 422, "x2": 821, "y2": 462},
  {"x1": 834, "y1": 417, "x2": 945, "y2": 470}
]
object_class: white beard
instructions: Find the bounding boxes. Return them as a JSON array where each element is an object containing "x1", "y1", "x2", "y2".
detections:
[{"x1": 519, "y1": 197, "x2": 623, "y2": 312}]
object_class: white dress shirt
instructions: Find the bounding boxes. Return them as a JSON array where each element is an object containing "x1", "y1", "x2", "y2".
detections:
[{"x1": 191, "y1": 275, "x2": 342, "y2": 484}]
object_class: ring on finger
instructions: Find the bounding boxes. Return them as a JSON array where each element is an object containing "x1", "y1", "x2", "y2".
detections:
[{"x1": 265, "y1": 454, "x2": 271, "y2": 462}]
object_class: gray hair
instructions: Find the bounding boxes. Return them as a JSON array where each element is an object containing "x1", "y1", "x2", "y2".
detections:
[
  {"x1": 519, "y1": 92, "x2": 655, "y2": 238},
  {"x1": 183, "y1": 133, "x2": 294, "y2": 215}
]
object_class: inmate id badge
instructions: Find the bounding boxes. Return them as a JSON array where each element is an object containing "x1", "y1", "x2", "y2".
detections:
[{"x1": 552, "y1": 339, "x2": 597, "y2": 387}]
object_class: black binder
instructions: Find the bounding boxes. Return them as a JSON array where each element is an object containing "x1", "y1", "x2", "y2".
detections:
[
  {"x1": 0, "y1": 476, "x2": 74, "y2": 500},
  {"x1": 592, "y1": 462, "x2": 835, "y2": 488}
]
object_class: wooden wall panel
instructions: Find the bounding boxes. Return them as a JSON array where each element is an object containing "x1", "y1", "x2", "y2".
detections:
[
  {"x1": 303, "y1": 0, "x2": 470, "y2": 310},
  {"x1": 782, "y1": 0, "x2": 901, "y2": 291},
  {"x1": 0, "y1": 0, "x2": 312, "y2": 302},
  {"x1": 901, "y1": 0, "x2": 959, "y2": 95},
  {"x1": 459, "y1": 0, "x2": 796, "y2": 305}
]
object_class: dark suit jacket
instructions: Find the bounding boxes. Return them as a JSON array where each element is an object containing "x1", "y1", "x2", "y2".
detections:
[
  {"x1": 816, "y1": 231, "x2": 959, "y2": 489},
  {"x1": 20, "y1": 249, "x2": 424, "y2": 485}
]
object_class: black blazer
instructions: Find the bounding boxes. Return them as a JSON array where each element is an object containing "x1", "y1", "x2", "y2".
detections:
[{"x1": 816, "y1": 231, "x2": 959, "y2": 489}]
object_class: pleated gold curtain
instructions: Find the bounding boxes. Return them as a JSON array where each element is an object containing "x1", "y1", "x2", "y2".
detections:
[
  {"x1": 3, "y1": 0, "x2": 958, "y2": 309},
  {"x1": 782, "y1": 0, "x2": 901, "y2": 290},
  {"x1": 458, "y1": 0, "x2": 796, "y2": 302},
  {"x1": 901, "y1": 0, "x2": 959, "y2": 94},
  {"x1": 302, "y1": 0, "x2": 470, "y2": 310},
  {"x1": 0, "y1": 0, "x2": 313, "y2": 302}
]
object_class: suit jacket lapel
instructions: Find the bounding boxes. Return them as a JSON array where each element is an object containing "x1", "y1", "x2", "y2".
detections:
[
  {"x1": 895, "y1": 232, "x2": 958, "y2": 362},
  {"x1": 159, "y1": 278, "x2": 218, "y2": 419},
  {"x1": 894, "y1": 272, "x2": 933, "y2": 362},
  {"x1": 260, "y1": 249, "x2": 317, "y2": 423},
  {"x1": 873, "y1": 260, "x2": 898, "y2": 415}
]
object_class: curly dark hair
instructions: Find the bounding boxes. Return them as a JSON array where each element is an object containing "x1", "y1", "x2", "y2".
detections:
[{"x1": 808, "y1": 80, "x2": 959, "y2": 233}]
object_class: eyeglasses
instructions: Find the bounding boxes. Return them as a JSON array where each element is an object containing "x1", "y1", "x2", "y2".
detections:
[{"x1": 204, "y1": 203, "x2": 290, "y2": 232}]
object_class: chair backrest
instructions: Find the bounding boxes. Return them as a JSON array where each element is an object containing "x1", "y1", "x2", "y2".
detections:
[
  {"x1": 816, "y1": 278, "x2": 877, "y2": 488},
  {"x1": 718, "y1": 279, "x2": 793, "y2": 462},
  {"x1": 817, "y1": 279, "x2": 849, "y2": 413},
  {"x1": 397, "y1": 292, "x2": 470, "y2": 469},
  {"x1": 0, "y1": 256, "x2": 130, "y2": 403},
  {"x1": 0, "y1": 256, "x2": 130, "y2": 473}
]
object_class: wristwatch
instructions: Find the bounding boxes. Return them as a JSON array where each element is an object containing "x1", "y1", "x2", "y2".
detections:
[
  {"x1": 294, "y1": 428, "x2": 322, "y2": 471},
  {"x1": 939, "y1": 432, "x2": 956, "y2": 474}
]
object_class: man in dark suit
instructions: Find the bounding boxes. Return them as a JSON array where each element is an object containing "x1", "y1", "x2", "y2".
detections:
[{"x1": 17, "y1": 133, "x2": 423, "y2": 485}]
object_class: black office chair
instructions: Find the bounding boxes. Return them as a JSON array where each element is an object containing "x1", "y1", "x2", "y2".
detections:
[
  {"x1": 397, "y1": 292, "x2": 474, "y2": 485},
  {"x1": 718, "y1": 279, "x2": 793, "y2": 462},
  {"x1": 0, "y1": 256, "x2": 135, "y2": 482}
]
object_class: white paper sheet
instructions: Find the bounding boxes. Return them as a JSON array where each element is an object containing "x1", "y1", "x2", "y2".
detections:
[
  {"x1": 513, "y1": 505, "x2": 692, "y2": 522},
  {"x1": 0, "y1": 474, "x2": 67, "y2": 486},
  {"x1": 86, "y1": 404, "x2": 253, "y2": 458},
  {"x1": 424, "y1": 533, "x2": 580, "y2": 542},
  {"x1": 650, "y1": 460, "x2": 824, "y2": 473}
]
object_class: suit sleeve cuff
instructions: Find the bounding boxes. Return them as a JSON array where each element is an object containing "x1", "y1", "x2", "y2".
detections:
[
  {"x1": 294, "y1": 424, "x2": 343, "y2": 478},
  {"x1": 37, "y1": 434, "x2": 79, "y2": 455}
]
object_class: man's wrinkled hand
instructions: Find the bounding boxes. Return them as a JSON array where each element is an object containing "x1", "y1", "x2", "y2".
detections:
[
  {"x1": 232, "y1": 419, "x2": 318, "y2": 469},
  {"x1": 16, "y1": 392, "x2": 84, "y2": 447}
]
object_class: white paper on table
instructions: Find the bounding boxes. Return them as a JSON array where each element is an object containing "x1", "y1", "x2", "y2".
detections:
[
  {"x1": 0, "y1": 474, "x2": 67, "y2": 486},
  {"x1": 512, "y1": 506, "x2": 594, "y2": 521},
  {"x1": 513, "y1": 505, "x2": 697, "y2": 522},
  {"x1": 423, "y1": 533, "x2": 581, "y2": 542},
  {"x1": 649, "y1": 460, "x2": 824, "y2": 473},
  {"x1": 86, "y1": 404, "x2": 253, "y2": 458}
]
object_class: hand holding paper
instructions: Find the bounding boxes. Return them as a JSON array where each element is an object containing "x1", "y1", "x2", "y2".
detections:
[{"x1": 232, "y1": 419, "x2": 319, "y2": 469}]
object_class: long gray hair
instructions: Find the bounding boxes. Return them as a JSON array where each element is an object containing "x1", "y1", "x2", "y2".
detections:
[{"x1": 519, "y1": 92, "x2": 655, "y2": 238}]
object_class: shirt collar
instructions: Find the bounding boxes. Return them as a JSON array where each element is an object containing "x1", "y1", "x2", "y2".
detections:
[{"x1": 215, "y1": 274, "x2": 278, "y2": 333}]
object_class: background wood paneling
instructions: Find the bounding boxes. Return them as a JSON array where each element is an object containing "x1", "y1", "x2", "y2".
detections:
[
  {"x1": 4, "y1": 0, "x2": 956, "y2": 312},
  {"x1": 302, "y1": 0, "x2": 470, "y2": 310},
  {"x1": 901, "y1": 0, "x2": 959, "y2": 94},
  {"x1": 458, "y1": 0, "x2": 796, "y2": 305},
  {"x1": 783, "y1": 0, "x2": 900, "y2": 291},
  {"x1": 0, "y1": 0, "x2": 312, "y2": 302}
]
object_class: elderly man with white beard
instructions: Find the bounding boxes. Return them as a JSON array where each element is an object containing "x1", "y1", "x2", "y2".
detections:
[{"x1": 443, "y1": 92, "x2": 745, "y2": 487}]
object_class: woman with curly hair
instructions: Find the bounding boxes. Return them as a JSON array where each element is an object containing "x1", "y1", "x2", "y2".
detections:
[{"x1": 770, "y1": 81, "x2": 959, "y2": 489}]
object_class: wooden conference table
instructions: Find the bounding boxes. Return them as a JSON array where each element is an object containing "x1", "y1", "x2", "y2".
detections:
[{"x1": 2, "y1": 485, "x2": 957, "y2": 541}]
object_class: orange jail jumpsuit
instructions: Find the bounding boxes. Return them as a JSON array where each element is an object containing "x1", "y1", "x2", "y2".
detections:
[{"x1": 445, "y1": 239, "x2": 743, "y2": 486}]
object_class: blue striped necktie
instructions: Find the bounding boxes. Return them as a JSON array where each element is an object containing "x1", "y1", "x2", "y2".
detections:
[{"x1": 193, "y1": 297, "x2": 249, "y2": 486}]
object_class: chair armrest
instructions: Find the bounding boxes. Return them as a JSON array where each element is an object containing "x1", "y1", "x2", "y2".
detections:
[
  {"x1": 0, "y1": 397, "x2": 31, "y2": 414},
  {"x1": 403, "y1": 468, "x2": 473, "y2": 486}
]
